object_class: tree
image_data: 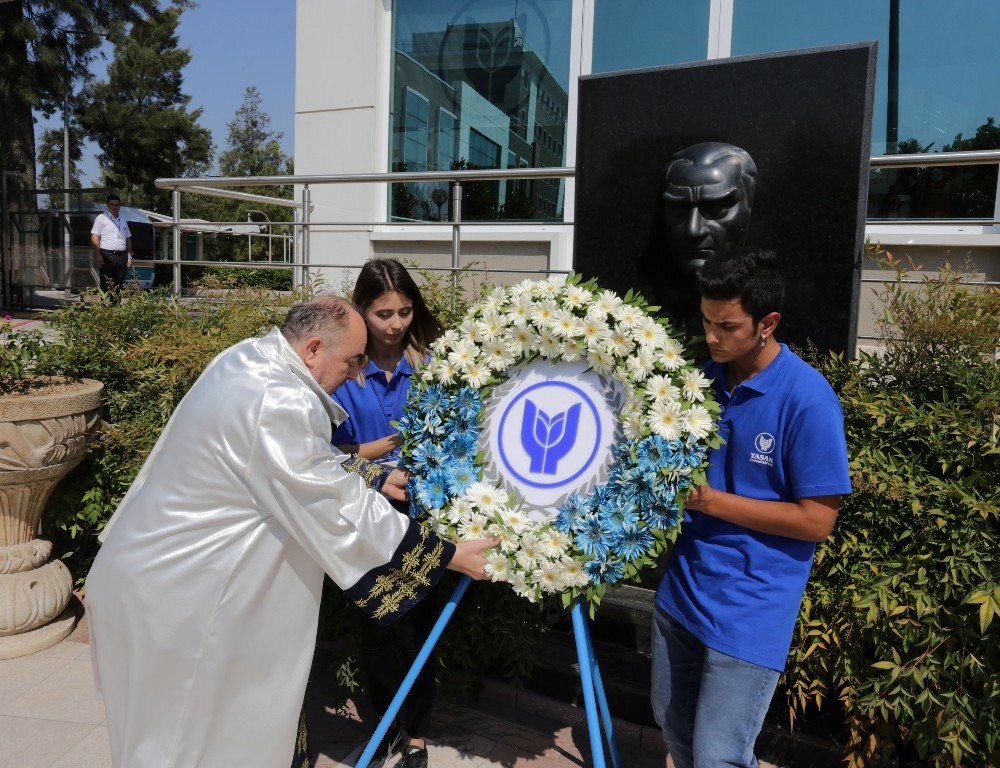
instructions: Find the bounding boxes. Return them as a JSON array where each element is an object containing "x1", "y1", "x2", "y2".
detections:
[
  {"x1": 0, "y1": 0, "x2": 156, "y2": 184},
  {"x1": 78, "y1": 2, "x2": 212, "y2": 210},
  {"x1": 36, "y1": 125, "x2": 83, "y2": 194},
  {"x1": 187, "y1": 86, "x2": 292, "y2": 262}
]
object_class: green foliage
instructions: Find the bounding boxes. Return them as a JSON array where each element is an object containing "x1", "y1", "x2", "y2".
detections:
[
  {"x1": 77, "y1": 1, "x2": 213, "y2": 210},
  {"x1": 0, "y1": 0, "x2": 157, "y2": 178},
  {"x1": 36, "y1": 125, "x2": 83, "y2": 193},
  {"x1": 786, "y1": 256, "x2": 999, "y2": 767},
  {"x1": 190, "y1": 265, "x2": 293, "y2": 292},
  {"x1": 0, "y1": 324, "x2": 48, "y2": 392},
  {"x1": 34, "y1": 288, "x2": 297, "y2": 577},
  {"x1": 184, "y1": 86, "x2": 293, "y2": 263}
]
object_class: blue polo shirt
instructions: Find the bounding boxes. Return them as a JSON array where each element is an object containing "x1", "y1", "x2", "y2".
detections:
[
  {"x1": 331, "y1": 357, "x2": 416, "y2": 465},
  {"x1": 655, "y1": 344, "x2": 851, "y2": 671}
]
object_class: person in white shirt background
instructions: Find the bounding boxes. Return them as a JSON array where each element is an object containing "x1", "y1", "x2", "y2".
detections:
[{"x1": 90, "y1": 193, "x2": 133, "y2": 293}]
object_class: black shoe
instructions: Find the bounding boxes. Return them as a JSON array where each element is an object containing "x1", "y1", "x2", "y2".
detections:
[{"x1": 398, "y1": 745, "x2": 428, "y2": 768}]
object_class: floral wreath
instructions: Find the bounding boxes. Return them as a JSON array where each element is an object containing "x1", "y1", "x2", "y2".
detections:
[{"x1": 397, "y1": 275, "x2": 720, "y2": 607}]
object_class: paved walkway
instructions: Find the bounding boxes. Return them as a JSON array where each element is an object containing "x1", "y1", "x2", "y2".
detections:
[{"x1": 0, "y1": 602, "x2": 681, "y2": 768}]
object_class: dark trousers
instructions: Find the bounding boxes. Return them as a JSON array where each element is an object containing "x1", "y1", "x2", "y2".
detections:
[
  {"x1": 360, "y1": 586, "x2": 440, "y2": 739},
  {"x1": 99, "y1": 249, "x2": 128, "y2": 291}
]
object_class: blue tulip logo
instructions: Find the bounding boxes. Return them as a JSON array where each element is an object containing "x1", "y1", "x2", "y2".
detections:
[{"x1": 520, "y1": 399, "x2": 581, "y2": 475}]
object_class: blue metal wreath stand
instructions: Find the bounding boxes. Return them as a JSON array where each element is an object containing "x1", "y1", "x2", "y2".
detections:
[{"x1": 354, "y1": 575, "x2": 622, "y2": 768}]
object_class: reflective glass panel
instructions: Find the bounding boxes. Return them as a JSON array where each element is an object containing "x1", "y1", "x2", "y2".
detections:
[
  {"x1": 732, "y1": 0, "x2": 1000, "y2": 219},
  {"x1": 390, "y1": 0, "x2": 572, "y2": 222},
  {"x1": 591, "y1": 0, "x2": 710, "y2": 74}
]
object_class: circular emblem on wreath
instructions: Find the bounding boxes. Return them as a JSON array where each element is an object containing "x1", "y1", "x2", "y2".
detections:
[{"x1": 397, "y1": 276, "x2": 720, "y2": 606}]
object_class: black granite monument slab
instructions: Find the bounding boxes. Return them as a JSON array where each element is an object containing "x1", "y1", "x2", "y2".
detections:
[{"x1": 573, "y1": 43, "x2": 877, "y2": 354}]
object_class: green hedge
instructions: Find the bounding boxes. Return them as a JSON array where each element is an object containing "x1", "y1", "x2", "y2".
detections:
[{"x1": 785, "y1": 258, "x2": 999, "y2": 767}]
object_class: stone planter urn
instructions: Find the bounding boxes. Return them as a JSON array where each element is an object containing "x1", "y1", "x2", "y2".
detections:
[{"x1": 0, "y1": 378, "x2": 103, "y2": 659}]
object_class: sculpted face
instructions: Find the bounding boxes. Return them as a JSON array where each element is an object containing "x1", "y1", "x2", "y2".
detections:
[{"x1": 662, "y1": 144, "x2": 756, "y2": 276}]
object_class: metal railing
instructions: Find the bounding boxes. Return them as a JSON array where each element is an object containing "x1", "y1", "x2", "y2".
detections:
[
  {"x1": 149, "y1": 149, "x2": 1000, "y2": 296},
  {"x1": 154, "y1": 166, "x2": 575, "y2": 295}
]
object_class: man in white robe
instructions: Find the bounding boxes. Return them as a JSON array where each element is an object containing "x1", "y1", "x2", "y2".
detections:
[{"x1": 85, "y1": 296, "x2": 493, "y2": 768}]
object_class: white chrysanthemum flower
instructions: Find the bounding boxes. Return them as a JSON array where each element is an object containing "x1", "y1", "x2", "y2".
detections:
[
  {"x1": 530, "y1": 299, "x2": 559, "y2": 327},
  {"x1": 515, "y1": 548, "x2": 539, "y2": 573},
  {"x1": 509, "y1": 325, "x2": 536, "y2": 356},
  {"x1": 481, "y1": 339, "x2": 515, "y2": 371},
  {"x1": 682, "y1": 404, "x2": 714, "y2": 440},
  {"x1": 433, "y1": 329, "x2": 459, "y2": 355},
  {"x1": 501, "y1": 507, "x2": 532, "y2": 533},
  {"x1": 448, "y1": 497, "x2": 474, "y2": 524},
  {"x1": 547, "y1": 528, "x2": 571, "y2": 552},
  {"x1": 447, "y1": 338, "x2": 478, "y2": 368},
  {"x1": 660, "y1": 344, "x2": 684, "y2": 371},
  {"x1": 434, "y1": 358, "x2": 458, "y2": 384},
  {"x1": 480, "y1": 287, "x2": 507, "y2": 312},
  {"x1": 649, "y1": 400, "x2": 683, "y2": 440},
  {"x1": 562, "y1": 337, "x2": 586, "y2": 362},
  {"x1": 645, "y1": 374, "x2": 681, "y2": 403},
  {"x1": 531, "y1": 561, "x2": 564, "y2": 592},
  {"x1": 465, "y1": 482, "x2": 508, "y2": 512},
  {"x1": 478, "y1": 309, "x2": 506, "y2": 341},
  {"x1": 461, "y1": 360, "x2": 491, "y2": 387},
  {"x1": 579, "y1": 317, "x2": 611, "y2": 347},
  {"x1": 605, "y1": 326, "x2": 635, "y2": 357},
  {"x1": 458, "y1": 317, "x2": 485, "y2": 344},
  {"x1": 484, "y1": 552, "x2": 511, "y2": 582},
  {"x1": 550, "y1": 307, "x2": 579, "y2": 338},
  {"x1": 612, "y1": 302, "x2": 644, "y2": 327},
  {"x1": 510, "y1": 572, "x2": 537, "y2": 602},
  {"x1": 508, "y1": 301, "x2": 532, "y2": 327},
  {"x1": 626, "y1": 349, "x2": 654, "y2": 382},
  {"x1": 508, "y1": 279, "x2": 534, "y2": 300},
  {"x1": 595, "y1": 290, "x2": 624, "y2": 316},
  {"x1": 681, "y1": 368, "x2": 711, "y2": 402},
  {"x1": 633, "y1": 316, "x2": 668, "y2": 349},
  {"x1": 538, "y1": 331, "x2": 562, "y2": 358},
  {"x1": 588, "y1": 347, "x2": 615, "y2": 374},
  {"x1": 623, "y1": 414, "x2": 645, "y2": 440},
  {"x1": 487, "y1": 523, "x2": 518, "y2": 553},
  {"x1": 563, "y1": 284, "x2": 593, "y2": 309},
  {"x1": 557, "y1": 557, "x2": 591, "y2": 588},
  {"x1": 537, "y1": 531, "x2": 564, "y2": 559},
  {"x1": 532, "y1": 276, "x2": 561, "y2": 298},
  {"x1": 458, "y1": 513, "x2": 489, "y2": 540},
  {"x1": 519, "y1": 533, "x2": 544, "y2": 561}
]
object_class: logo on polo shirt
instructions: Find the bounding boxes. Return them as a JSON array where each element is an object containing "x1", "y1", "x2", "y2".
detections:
[{"x1": 750, "y1": 432, "x2": 775, "y2": 467}]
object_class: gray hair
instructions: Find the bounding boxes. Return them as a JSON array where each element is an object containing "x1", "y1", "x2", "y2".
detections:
[{"x1": 280, "y1": 295, "x2": 356, "y2": 347}]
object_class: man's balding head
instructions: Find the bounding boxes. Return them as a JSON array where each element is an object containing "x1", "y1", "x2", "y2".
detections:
[{"x1": 282, "y1": 296, "x2": 367, "y2": 393}]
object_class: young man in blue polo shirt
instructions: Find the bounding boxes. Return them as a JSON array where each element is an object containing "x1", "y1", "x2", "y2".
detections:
[{"x1": 652, "y1": 250, "x2": 852, "y2": 768}]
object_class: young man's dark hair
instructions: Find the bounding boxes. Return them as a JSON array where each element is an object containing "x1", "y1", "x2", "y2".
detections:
[
  {"x1": 696, "y1": 249, "x2": 784, "y2": 323},
  {"x1": 106, "y1": 193, "x2": 121, "y2": 204}
]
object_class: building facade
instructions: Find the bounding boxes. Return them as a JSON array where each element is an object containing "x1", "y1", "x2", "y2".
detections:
[{"x1": 295, "y1": 0, "x2": 999, "y2": 344}]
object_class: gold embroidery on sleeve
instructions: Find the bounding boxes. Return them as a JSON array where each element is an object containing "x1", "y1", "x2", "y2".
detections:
[
  {"x1": 356, "y1": 528, "x2": 447, "y2": 620},
  {"x1": 341, "y1": 454, "x2": 384, "y2": 488}
]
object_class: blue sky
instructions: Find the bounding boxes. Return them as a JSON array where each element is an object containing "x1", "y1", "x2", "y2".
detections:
[{"x1": 38, "y1": 0, "x2": 296, "y2": 186}]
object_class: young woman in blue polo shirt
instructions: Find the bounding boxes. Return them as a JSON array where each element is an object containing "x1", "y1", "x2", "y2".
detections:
[
  {"x1": 651, "y1": 250, "x2": 852, "y2": 768},
  {"x1": 332, "y1": 258, "x2": 444, "y2": 768}
]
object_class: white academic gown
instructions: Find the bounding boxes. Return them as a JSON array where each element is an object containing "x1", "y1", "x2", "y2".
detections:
[{"x1": 85, "y1": 328, "x2": 452, "y2": 768}]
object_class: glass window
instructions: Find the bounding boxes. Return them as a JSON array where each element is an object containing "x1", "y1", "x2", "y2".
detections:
[
  {"x1": 732, "y1": 0, "x2": 1000, "y2": 219},
  {"x1": 403, "y1": 88, "x2": 429, "y2": 171},
  {"x1": 592, "y1": 0, "x2": 710, "y2": 74},
  {"x1": 390, "y1": 0, "x2": 572, "y2": 221}
]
